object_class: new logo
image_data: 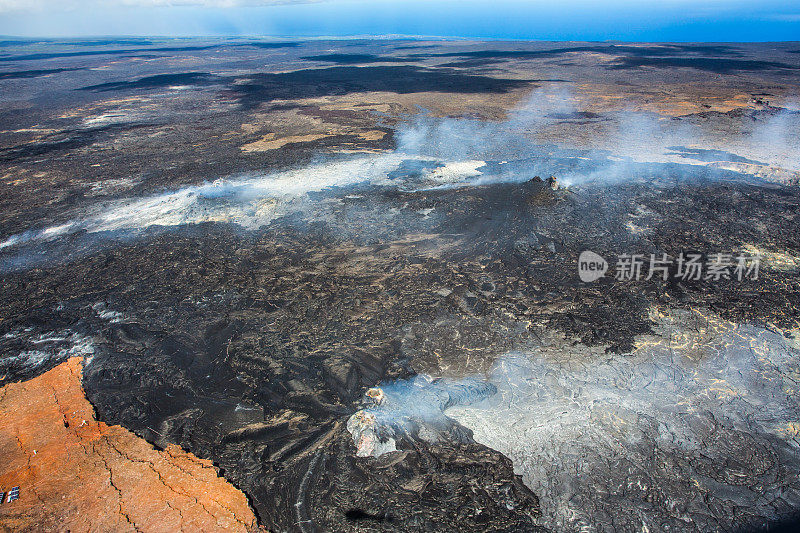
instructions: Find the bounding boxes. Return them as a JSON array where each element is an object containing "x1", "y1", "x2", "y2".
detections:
[{"x1": 578, "y1": 250, "x2": 608, "y2": 282}]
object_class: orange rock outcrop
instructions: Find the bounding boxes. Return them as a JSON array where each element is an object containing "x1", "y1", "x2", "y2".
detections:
[{"x1": 0, "y1": 357, "x2": 259, "y2": 532}]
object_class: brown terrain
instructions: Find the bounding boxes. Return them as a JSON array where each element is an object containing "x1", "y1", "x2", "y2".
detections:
[{"x1": 0, "y1": 357, "x2": 259, "y2": 532}]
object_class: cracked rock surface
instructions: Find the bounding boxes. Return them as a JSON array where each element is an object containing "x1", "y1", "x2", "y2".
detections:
[{"x1": 0, "y1": 357, "x2": 259, "y2": 532}]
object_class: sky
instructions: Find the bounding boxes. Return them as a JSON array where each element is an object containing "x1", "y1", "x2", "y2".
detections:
[{"x1": 0, "y1": 0, "x2": 799, "y2": 41}]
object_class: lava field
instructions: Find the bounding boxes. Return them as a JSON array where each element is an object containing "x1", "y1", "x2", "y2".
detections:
[{"x1": 0, "y1": 38, "x2": 799, "y2": 532}]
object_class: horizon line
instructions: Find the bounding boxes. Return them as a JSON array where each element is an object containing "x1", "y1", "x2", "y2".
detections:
[{"x1": 1, "y1": 34, "x2": 799, "y2": 44}]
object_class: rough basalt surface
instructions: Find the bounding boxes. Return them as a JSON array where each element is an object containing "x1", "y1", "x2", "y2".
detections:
[{"x1": 1, "y1": 38, "x2": 799, "y2": 532}]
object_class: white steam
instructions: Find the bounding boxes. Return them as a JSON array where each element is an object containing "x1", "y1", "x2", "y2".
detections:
[
  {"x1": 0, "y1": 153, "x2": 413, "y2": 250},
  {"x1": 395, "y1": 87, "x2": 800, "y2": 187},
  {"x1": 446, "y1": 309, "x2": 800, "y2": 531},
  {"x1": 347, "y1": 374, "x2": 497, "y2": 457},
  {"x1": 1, "y1": 86, "x2": 797, "y2": 254}
]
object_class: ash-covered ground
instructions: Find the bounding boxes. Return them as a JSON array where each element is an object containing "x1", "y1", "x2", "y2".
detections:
[{"x1": 1, "y1": 38, "x2": 799, "y2": 532}]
